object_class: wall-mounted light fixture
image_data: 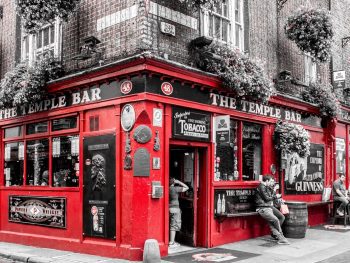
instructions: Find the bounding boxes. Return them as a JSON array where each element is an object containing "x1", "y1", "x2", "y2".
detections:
[{"x1": 72, "y1": 36, "x2": 101, "y2": 61}]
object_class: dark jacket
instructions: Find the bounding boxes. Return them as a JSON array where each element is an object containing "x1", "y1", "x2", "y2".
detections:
[{"x1": 255, "y1": 183, "x2": 276, "y2": 208}]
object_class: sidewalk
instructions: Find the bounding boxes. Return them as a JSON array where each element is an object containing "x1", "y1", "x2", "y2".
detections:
[{"x1": 0, "y1": 225, "x2": 350, "y2": 263}]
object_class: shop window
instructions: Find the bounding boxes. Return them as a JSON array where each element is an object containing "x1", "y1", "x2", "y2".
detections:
[
  {"x1": 52, "y1": 136, "x2": 79, "y2": 187},
  {"x1": 52, "y1": 116, "x2": 77, "y2": 131},
  {"x1": 4, "y1": 142, "x2": 24, "y2": 186},
  {"x1": 26, "y1": 139, "x2": 49, "y2": 186},
  {"x1": 242, "y1": 122, "x2": 262, "y2": 181},
  {"x1": 4, "y1": 126, "x2": 23, "y2": 138},
  {"x1": 215, "y1": 120, "x2": 239, "y2": 181},
  {"x1": 26, "y1": 121, "x2": 48, "y2": 135},
  {"x1": 201, "y1": 0, "x2": 244, "y2": 50}
]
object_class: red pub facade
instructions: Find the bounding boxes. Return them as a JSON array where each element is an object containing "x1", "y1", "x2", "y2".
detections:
[{"x1": 0, "y1": 0, "x2": 349, "y2": 261}]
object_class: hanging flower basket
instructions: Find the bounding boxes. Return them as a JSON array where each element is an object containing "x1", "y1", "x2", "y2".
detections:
[
  {"x1": 188, "y1": 38, "x2": 275, "y2": 103},
  {"x1": 16, "y1": 0, "x2": 80, "y2": 34},
  {"x1": 274, "y1": 120, "x2": 310, "y2": 158},
  {"x1": 302, "y1": 82, "x2": 339, "y2": 118},
  {"x1": 284, "y1": 8, "x2": 333, "y2": 62},
  {"x1": 0, "y1": 56, "x2": 64, "y2": 108}
]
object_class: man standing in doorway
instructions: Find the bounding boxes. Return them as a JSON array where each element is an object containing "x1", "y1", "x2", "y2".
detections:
[
  {"x1": 333, "y1": 174, "x2": 350, "y2": 216},
  {"x1": 255, "y1": 175, "x2": 290, "y2": 245},
  {"x1": 169, "y1": 177, "x2": 189, "y2": 248}
]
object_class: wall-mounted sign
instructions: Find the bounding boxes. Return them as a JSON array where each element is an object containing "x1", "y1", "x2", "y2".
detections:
[
  {"x1": 213, "y1": 115, "x2": 230, "y2": 145},
  {"x1": 153, "y1": 108, "x2": 163, "y2": 127},
  {"x1": 120, "y1": 81, "x2": 133, "y2": 94},
  {"x1": 333, "y1": 70, "x2": 346, "y2": 90},
  {"x1": 9, "y1": 196, "x2": 66, "y2": 228},
  {"x1": 160, "y1": 21, "x2": 176, "y2": 36},
  {"x1": 121, "y1": 104, "x2": 136, "y2": 132},
  {"x1": 134, "y1": 148, "x2": 150, "y2": 177},
  {"x1": 161, "y1": 82, "x2": 173, "y2": 96},
  {"x1": 336, "y1": 138, "x2": 346, "y2": 174},
  {"x1": 214, "y1": 189, "x2": 256, "y2": 215},
  {"x1": 172, "y1": 107, "x2": 211, "y2": 142},
  {"x1": 133, "y1": 125, "x2": 152, "y2": 144},
  {"x1": 284, "y1": 143, "x2": 324, "y2": 195}
]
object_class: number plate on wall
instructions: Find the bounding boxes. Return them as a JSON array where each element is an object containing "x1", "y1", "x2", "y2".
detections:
[{"x1": 160, "y1": 22, "x2": 176, "y2": 36}]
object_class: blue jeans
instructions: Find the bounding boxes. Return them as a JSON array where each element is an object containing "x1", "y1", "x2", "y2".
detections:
[
  {"x1": 334, "y1": 196, "x2": 350, "y2": 212},
  {"x1": 257, "y1": 207, "x2": 285, "y2": 238}
]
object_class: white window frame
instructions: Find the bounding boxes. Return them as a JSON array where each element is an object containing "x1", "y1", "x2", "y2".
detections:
[
  {"x1": 304, "y1": 53, "x2": 317, "y2": 85},
  {"x1": 201, "y1": 0, "x2": 244, "y2": 50},
  {"x1": 21, "y1": 18, "x2": 62, "y2": 65}
]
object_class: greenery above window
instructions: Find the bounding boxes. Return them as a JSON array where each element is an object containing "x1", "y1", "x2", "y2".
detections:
[
  {"x1": 188, "y1": 38, "x2": 275, "y2": 103},
  {"x1": 178, "y1": 0, "x2": 221, "y2": 8},
  {"x1": 284, "y1": 8, "x2": 333, "y2": 63},
  {"x1": 0, "y1": 56, "x2": 64, "y2": 108},
  {"x1": 302, "y1": 82, "x2": 339, "y2": 118},
  {"x1": 16, "y1": 0, "x2": 80, "y2": 34},
  {"x1": 274, "y1": 120, "x2": 310, "y2": 158}
]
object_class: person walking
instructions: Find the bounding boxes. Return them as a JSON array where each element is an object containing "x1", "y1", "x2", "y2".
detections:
[
  {"x1": 169, "y1": 177, "x2": 189, "y2": 248},
  {"x1": 255, "y1": 175, "x2": 290, "y2": 245}
]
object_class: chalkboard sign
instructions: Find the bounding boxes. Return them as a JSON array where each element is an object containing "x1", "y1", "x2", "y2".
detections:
[{"x1": 214, "y1": 189, "x2": 256, "y2": 215}]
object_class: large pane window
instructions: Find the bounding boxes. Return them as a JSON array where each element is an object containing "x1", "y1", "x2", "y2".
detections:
[
  {"x1": 52, "y1": 116, "x2": 77, "y2": 131},
  {"x1": 26, "y1": 121, "x2": 48, "y2": 135},
  {"x1": 242, "y1": 122, "x2": 262, "y2": 181},
  {"x1": 4, "y1": 126, "x2": 23, "y2": 138},
  {"x1": 26, "y1": 139, "x2": 49, "y2": 186},
  {"x1": 4, "y1": 142, "x2": 24, "y2": 186},
  {"x1": 52, "y1": 136, "x2": 79, "y2": 187}
]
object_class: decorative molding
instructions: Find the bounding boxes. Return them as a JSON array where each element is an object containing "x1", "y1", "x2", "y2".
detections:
[
  {"x1": 342, "y1": 37, "x2": 350, "y2": 48},
  {"x1": 277, "y1": 0, "x2": 288, "y2": 12}
]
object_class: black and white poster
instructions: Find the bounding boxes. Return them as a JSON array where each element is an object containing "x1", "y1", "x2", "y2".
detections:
[
  {"x1": 336, "y1": 138, "x2": 346, "y2": 174},
  {"x1": 83, "y1": 134, "x2": 116, "y2": 239},
  {"x1": 172, "y1": 107, "x2": 211, "y2": 142},
  {"x1": 284, "y1": 144, "x2": 324, "y2": 195}
]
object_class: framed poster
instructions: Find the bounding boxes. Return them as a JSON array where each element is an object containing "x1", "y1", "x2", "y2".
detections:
[
  {"x1": 214, "y1": 189, "x2": 256, "y2": 215},
  {"x1": 336, "y1": 138, "x2": 345, "y2": 174}
]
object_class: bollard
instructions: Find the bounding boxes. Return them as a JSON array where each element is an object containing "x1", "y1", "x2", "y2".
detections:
[{"x1": 143, "y1": 239, "x2": 161, "y2": 263}]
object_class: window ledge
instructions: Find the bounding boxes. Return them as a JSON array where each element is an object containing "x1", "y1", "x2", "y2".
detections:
[{"x1": 0, "y1": 186, "x2": 80, "y2": 192}]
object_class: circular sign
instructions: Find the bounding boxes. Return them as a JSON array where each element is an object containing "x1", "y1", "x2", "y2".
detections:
[
  {"x1": 121, "y1": 104, "x2": 136, "y2": 131},
  {"x1": 133, "y1": 125, "x2": 152, "y2": 144},
  {"x1": 120, "y1": 80, "x2": 133, "y2": 94},
  {"x1": 91, "y1": 206, "x2": 98, "y2": 215},
  {"x1": 161, "y1": 82, "x2": 173, "y2": 96}
]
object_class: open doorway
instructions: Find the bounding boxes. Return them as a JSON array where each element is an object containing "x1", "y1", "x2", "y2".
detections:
[{"x1": 169, "y1": 146, "x2": 207, "y2": 249}]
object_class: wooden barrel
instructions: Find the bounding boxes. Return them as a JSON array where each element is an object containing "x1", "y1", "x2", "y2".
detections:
[{"x1": 282, "y1": 201, "x2": 308, "y2": 238}]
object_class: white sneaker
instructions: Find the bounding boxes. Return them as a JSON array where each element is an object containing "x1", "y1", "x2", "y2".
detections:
[
  {"x1": 168, "y1": 242, "x2": 180, "y2": 248},
  {"x1": 337, "y1": 209, "x2": 345, "y2": 216}
]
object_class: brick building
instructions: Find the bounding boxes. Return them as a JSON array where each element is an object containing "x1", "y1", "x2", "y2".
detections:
[{"x1": 0, "y1": 0, "x2": 348, "y2": 260}]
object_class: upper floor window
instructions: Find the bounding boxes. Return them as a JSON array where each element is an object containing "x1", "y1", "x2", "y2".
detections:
[
  {"x1": 201, "y1": 0, "x2": 244, "y2": 50},
  {"x1": 304, "y1": 53, "x2": 317, "y2": 85},
  {"x1": 21, "y1": 19, "x2": 61, "y2": 65}
]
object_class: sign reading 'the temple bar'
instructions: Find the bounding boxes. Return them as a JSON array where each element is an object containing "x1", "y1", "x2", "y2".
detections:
[
  {"x1": 9, "y1": 196, "x2": 66, "y2": 228},
  {"x1": 172, "y1": 107, "x2": 211, "y2": 142}
]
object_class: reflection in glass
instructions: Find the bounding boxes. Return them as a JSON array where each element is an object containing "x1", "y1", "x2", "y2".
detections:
[
  {"x1": 52, "y1": 136, "x2": 79, "y2": 187},
  {"x1": 26, "y1": 139, "x2": 49, "y2": 186},
  {"x1": 4, "y1": 142, "x2": 24, "y2": 186},
  {"x1": 4, "y1": 126, "x2": 22, "y2": 138},
  {"x1": 26, "y1": 122, "x2": 48, "y2": 135},
  {"x1": 52, "y1": 116, "x2": 77, "y2": 131},
  {"x1": 242, "y1": 123, "x2": 262, "y2": 181}
]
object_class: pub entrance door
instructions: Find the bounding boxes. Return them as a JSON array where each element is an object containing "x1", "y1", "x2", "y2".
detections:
[{"x1": 169, "y1": 146, "x2": 208, "y2": 247}]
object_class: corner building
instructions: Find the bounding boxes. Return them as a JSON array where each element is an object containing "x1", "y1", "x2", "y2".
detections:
[{"x1": 0, "y1": 0, "x2": 346, "y2": 260}]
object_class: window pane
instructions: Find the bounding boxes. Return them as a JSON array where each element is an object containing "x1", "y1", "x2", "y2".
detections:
[
  {"x1": 52, "y1": 117, "x2": 77, "y2": 131},
  {"x1": 37, "y1": 32, "x2": 42, "y2": 49},
  {"x1": 26, "y1": 122, "x2": 48, "y2": 135},
  {"x1": 222, "y1": 20, "x2": 229, "y2": 42},
  {"x1": 4, "y1": 126, "x2": 22, "y2": 138},
  {"x1": 235, "y1": 24, "x2": 241, "y2": 47},
  {"x1": 215, "y1": 1, "x2": 222, "y2": 14},
  {"x1": 215, "y1": 119, "x2": 238, "y2": 181},
  {"x1": 214, "y1": 16, "x2": 221, "y2": 39},
  {"x1": 52, "y1": 136, "x2": 79, "y2": 187},
  {"x1": 223, "y1": 0, "x2": 228, "y2": 17},
  {"x1": 209, "y1": 15, "x2": 214, "y2": 37},
  {"x1": 43, "y1": 27, "x2": 50, "y2": 46},
  {"x1": 235, "y1": 0, "x2": 241, "y2": 22},
  {"x1": 4, "y1": 142, "x2": 24, "y2": 186},
  {"x1": 50, "y1": 25, "x2": 55, "y2": 44},
  {"x1": 24, "y1": 36, "x2": 29, "y2": 56},
  {"x1": 26, "y1": 139, "x2": 49, "y2": 186},
  {"x1": 242, "y1": 123, "x2": 262, "y2": 181}
]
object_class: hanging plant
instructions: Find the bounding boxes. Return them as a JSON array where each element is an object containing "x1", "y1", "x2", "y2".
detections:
[
  {"x1": 274, "y1": 120, "x2": 310, "y2": 158},
  {"x1": 178, "y1": 0, "x2": 221, "y2": 9},
  {"x1": 188, "y1": 38, "x2": 275, "y2": 103},
  {"x1": 0, "y1": 56, "x2": 64, "y2": 108},
  {"x1": 302, "y1": 82, "x2": 339, "y2": 118},
  {"x1": 16, "y1": 0, "x2": 80, "y2": 34},
  {"x1": 284, "y1": 7, "x2": 333, "y2": 62}
]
